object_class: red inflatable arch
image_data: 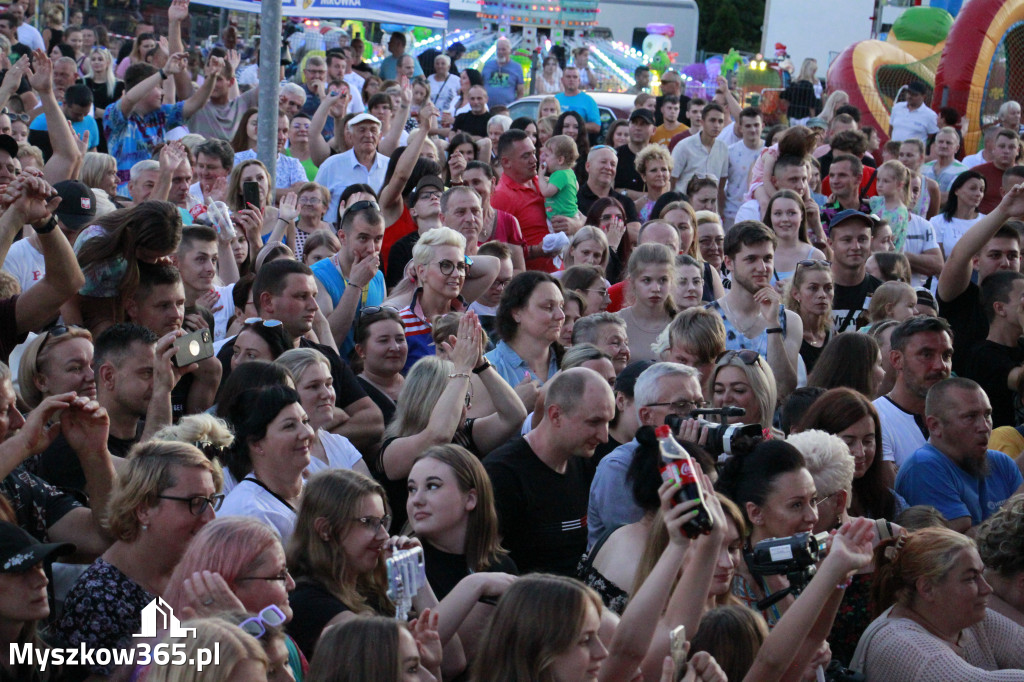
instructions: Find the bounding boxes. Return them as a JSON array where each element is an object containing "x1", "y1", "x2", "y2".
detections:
[{"x1": 933, "y1": 0, "x2": 1024, "y2": 153}]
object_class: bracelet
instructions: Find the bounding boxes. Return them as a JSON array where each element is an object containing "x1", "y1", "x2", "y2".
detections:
[
  {"x1": 158, "y1": 68, "x2": 168, "y2": 81},
  {"x1": 766, "y1": 327, "x2": 783, "y2": 334},
  {"x1": 33, "y1": 215, "x2": 57, "y2": 234},
  {"x1": 473, "y1": 359, "x2": 491, "y2": 374},
  {"x1": 447, "y1": 372, "x2": 470, "y2": 380}
]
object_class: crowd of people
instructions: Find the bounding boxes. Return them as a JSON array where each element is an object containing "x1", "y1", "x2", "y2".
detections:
[{"x1": 1, "y1": 0, "x2": 1024, "y2": 679}]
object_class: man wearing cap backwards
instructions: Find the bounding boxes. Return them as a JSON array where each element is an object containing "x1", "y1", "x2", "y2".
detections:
[
  {"x1": 2, "y1": 179, "x2": 95, "y2": 293},
  {"x1": 654, "y1": 70, "x2": 690, "y2": 127},
  {"x1": 315, "y1": 112, "x2": 389, "y2": 222},
  {"x1": 829, "y1": 209, "x2": 883, "y2": 333},
  {"x1": 615, "y1": 108, "x2": 657, "y2": 199},
  {"x1": 888, "y1": 81, "x2": 940, "y2": 143}
]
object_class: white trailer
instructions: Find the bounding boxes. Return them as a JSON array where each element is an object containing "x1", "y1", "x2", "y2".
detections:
[{"x1": 761, "y1": 0, "x2": 875, "y2": 70}]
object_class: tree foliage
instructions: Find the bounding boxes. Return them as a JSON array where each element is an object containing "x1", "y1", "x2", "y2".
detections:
[{"x1": 695, "y1": 0, "x2": 766, "y2": 55}]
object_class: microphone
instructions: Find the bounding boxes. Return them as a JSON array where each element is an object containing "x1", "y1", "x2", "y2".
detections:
[{"x1": 689, "y1": 406, "x2": 746, "y2": 418}]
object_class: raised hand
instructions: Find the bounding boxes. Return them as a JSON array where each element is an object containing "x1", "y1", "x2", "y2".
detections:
[
  {"x1": 167, "y1": 0, "x2": 190, "y2": 24},
  {"x1": 73, "y1": 127, "x2": 90, "y2": 156},
  {"x1": 347, "y1": 249, "x2": 380, "y2": 289},
  {"x1": 60, "y1": 396, "x2": 110, "y2": 458},
  {"x1": 164, "y1": 51, "x2": 188, "y2": 76},
  {"x1": 181, "y1": 570, "x2": 246, "y2": 619},
  {"x1": 26, "y1": 49, "x2": 52, "y2": 95},
  {"x1": 203, "y1": 54, "x2": 225, "y2": 79},
  {"x1": 753, "y1": 285, "x2": 782, "y2": 326},
  {"x1": 451, "y1": 310, "x2": 482, "y2": 373},
  {"x1": 409, "y1": 608, "x2": 443, "y2": 678},
  {"x1": 826, "y1": 517, "x2": 876, "y2": 575},
  {"x1": 10, "y1": 391, "x2": 77, "y2": 457},
  {"x1": 9, "y1": 174, "x2": 61, "y2": 225},
  {"x1": 278, "y1": 192, "x2": 299, "y2": 222},
  {"x1": 226, "y1": 49, "x2": 240, "y2": 72},
  {"x1": 197, "y1": 289, "x2": 223, "y2": 314}
]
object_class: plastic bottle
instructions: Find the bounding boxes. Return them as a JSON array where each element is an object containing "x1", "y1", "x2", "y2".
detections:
[{"x1": 656, "y1": 424, "x2": 714, "y2": 538}]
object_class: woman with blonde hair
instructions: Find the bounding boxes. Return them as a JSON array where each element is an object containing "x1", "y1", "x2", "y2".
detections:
[
  {"x1": 18, "y1": 325, "x2": 95, "y2": 410},
  {"x1": 820, "y1": 90, "x2": 850, "y2": 123},
  {"x1": 274, "y1": 347, "x2": 370, "y2": 477},
  {"x1": 853, "y1": 527, "x2": 1024, "y2": 678},
  {"x1": 381, "y1": 315, "x2": 525, "y2": 529},
  {"x1": 54, "y1": 441, "x2": 223, "y2": 676},
  {"x1": 785, "y1": 259, "x2": 834, "y2": 373},
  {"x1": 977, "y1": 497, "x2": 1024, "y2": 627},
  {"x1": 226, "y1": 158, "x2": 284, "y2": 245},
  {"x1": 79, "y1": 151, "x2": 120, "y2": 201},
  {"x1": 863, "y1": 280, "x2": 918, "y2": 327},
  {"x1": 634, "y1": 144, "x2": 673, "y2": 222},
  {"x1": 661, "y1": 201, "x2": 725, "y2": 300},
  {"x1": 782, "y1": 58, "x2": 820, "y2": 122},
  {"x1": 146, "y1": 617, "x2": 269, "y2": 682},
  {"x1": 559, "y1": 224, "x2": 610, "y2": 273},
  {"x1": 710, "y1": 350, "x2": 779, "y2": 436},
  {"x1": 538, "y1": 95, "x2": 561, "y2": 119}
]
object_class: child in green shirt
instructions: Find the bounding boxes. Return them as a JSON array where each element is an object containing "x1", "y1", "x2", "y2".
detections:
[{"x1": 538, "y1": 134, "x2": 580, "y2": 230}]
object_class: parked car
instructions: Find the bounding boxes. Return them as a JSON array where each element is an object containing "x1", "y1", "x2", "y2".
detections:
[{"x1": 507, "y1": 92, "x2": 637, "y2": 144}]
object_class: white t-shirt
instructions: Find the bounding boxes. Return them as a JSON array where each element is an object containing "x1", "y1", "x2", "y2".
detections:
[
  {"x1": 219, "y1": 477, "x2": 299, "y2": 541},
  {"x1": 1, "y1": 238, "x2": 45, "y2": 292},
  {"x1": 929, "y1": 213, "x2": 985, "y2": 256},
  {"x1": 733, "y1": 197, "x2": 762, "y2": 223},
  {"x1": 306, "y1": 430, "x2": 364, "y2": 475},
  {"x1": 873, "y1": 395, "x2": 928, "y2": 468},
  {"x1": 889, "y1": 102, "x2": 939, "y2": 142},
  {"x1": 725, "y1": 141, "x2": 763, "y2": 224},
  {"x1": 902, "y1": 213, "x2": 940, "y2": 288},
  {"x1": 961, "y1": 151, "x2": 986, "y2": 168},
  {"x1": 211, "y1": 283, "x2": 236, "y2": 342}
]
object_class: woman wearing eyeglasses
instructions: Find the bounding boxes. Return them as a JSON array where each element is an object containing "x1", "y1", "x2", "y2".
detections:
[
  {"x1": 382, "y1": 312, "x2": 525, "y2": 531},
  {"x1": 219, "y1": 385, "x2": 314, "y2": 539},
  {"x1": 764, "y1": 190, "x2": 828, "y2": 291},
  {"x1": 288, "y1": 182, "x2": 333, "y2": 262},
  {"x1": 54, "y1": 441, "x2": 223, "y2": 677},
  {"x1": 165, "y1": 517, "x2": 304, "y2": 682},
  {"x1": 398, "y1": 227, "x2": 498, "y2": 373},
  {"x1": 275, "y1": 347, "x2": 372, "y2": 478}
]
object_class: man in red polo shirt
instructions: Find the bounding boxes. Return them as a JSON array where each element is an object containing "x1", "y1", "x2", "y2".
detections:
[
  {"x1": 492, "y1": 129, "x2": 580, "y2": 271},
  {"x1": 976, "y1": 128, "x2": 1019, "y2": 213}
]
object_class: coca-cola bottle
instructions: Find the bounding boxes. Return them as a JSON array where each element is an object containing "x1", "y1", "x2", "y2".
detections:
[{"x1": 656, "y1": 424, "x2": 714, "y2": 538}]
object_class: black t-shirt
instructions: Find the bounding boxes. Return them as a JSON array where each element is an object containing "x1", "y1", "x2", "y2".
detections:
[
  {"x1": 453, "y1": 111, "x2": 491, "y2": 139},
  {"x1": 356, "y1": 377, "x2": 396, "y2": 429},
  {"x1": 938, "y1": 281, "x2": 988, "y2": 377},
  {"x1": 799, "y1": 331, "x2": 832, "y2": 374},
  {"x1": 33, "y1": 429, "x2": 137, "y2": 495},
  {"x1": 1, "y1": 466, "x2": 80, "y2": 542},
  {"x1": 577, "y1": 183, "x2": 639, "y2": 225},
  {"x1": 963, "y1": 339, "x2": 1024, "y2": 427},
  {"x1": 655, "y1": 93, "x2": 690, "y2": 127},
  {"x1": 614, "y1": 144, "x2": 644, "y2": 194},
  {"x1": 593, "y1": 435, "x2": 623, "y2": 468},
  {"x1": 287, "y1": 579, "x2": 350, "y2": 659},
  {"x1": 832, "y1": 274, "x2": 882, "y2": 332},
  {"x1": 421, "y1": 540, "x2": 518, "y2": 600},
  {"x1": 386, "y1": 230, "x2": 420, "y2": 289},
  {"x1": 84, "y1": 77, "x2": 125, "y2": 114},
  {"x1": 216, "y1": 337, "x2": 367, "y2": 410},
  {"x1": 483, "y1": 437, "x2": 592, "y2": 576}
]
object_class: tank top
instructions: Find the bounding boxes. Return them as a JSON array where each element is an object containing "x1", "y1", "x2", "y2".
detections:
[{"x1": 705, "y1": 299, "x2": 787, "y2": 356}]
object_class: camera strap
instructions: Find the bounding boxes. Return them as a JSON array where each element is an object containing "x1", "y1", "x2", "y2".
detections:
[{"x1": 741, "y1": 544, "x2": 784, "y2": 623}]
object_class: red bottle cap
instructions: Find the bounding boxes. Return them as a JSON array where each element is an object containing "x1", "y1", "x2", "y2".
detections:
[{"x1": 655, "y1": 424, "x2": 670, "y2": 439}]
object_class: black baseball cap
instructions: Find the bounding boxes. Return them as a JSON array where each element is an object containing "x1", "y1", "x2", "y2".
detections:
[
  {"x1": 629, "y1": 108, "x2": 656, "y2": 126},
  {"x1": 0, "y1": 134, "x2": 17, "y2": 160},
  {"x1": 614, "y1": 360, "x2": 656, "y2": 398},
  {"x1": 907, "y1": 81, "x2": 928, "y2": 95},
  {"x1": 0, "y1": 522, "x2": 74, "y2": 573},
  {"x1": 829, "y1": 209, "x2": 879, "y2": 232},
  {"x1": 410, "y1": 175, "x2": 444, "y2": 204},
  {"x1": 52, "y1": 181, "x2": 97, "y2": 232}
]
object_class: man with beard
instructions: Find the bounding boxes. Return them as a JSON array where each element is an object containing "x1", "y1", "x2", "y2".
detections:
[
  {"x1": 873, "y1": 316, "x2": 953, "y2": 487},
  {"x1": 707, "y1": 220, "x2": 801, "y2": 399},
  {"x1": 896, "y1": 377, "x2": 1024, "y2": 534}
]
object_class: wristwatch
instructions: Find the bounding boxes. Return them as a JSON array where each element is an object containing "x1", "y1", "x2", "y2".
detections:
[
  {"x1": 158, "y1": 68, "x2": 168, "y2": 81},
  {"x1": 473, "y1": 358, "x2": 492, "y2": 374},
  {"x1": 33, "y1": 215, "x2": 57, "y2": 234}
]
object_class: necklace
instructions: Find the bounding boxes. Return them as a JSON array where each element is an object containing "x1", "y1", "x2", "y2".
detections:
[{"x1": 721, "y1": 298, "x2": 762, "y2": 338}]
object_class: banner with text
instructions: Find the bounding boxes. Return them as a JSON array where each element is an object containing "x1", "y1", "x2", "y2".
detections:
[{"x1": 190, "y1": 0, "x2": 450, "y2": 28}]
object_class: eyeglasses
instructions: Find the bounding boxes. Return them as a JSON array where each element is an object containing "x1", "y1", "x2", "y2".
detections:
[
  {"x1": 491, "y1": 277, "x2": 512, "y2": 290},
  {"x1": 236, "y1": 568, "x2": 291, "y2": 583},
  {"x1": 416, "y1": 190, "x2": 442, "y2": 202},
  {"x1": 244, "y1": 317, "x2": 283, "y2": 328},
  {"x1": 238, "y1": 605, "x2": 288, "y2": 640},
  {"x1": 811, "y1": 490, "x2": 842, "y2": 508},
  {"x1": 156, "y1": 493, "x2": 225, "y2": 516},
  {"x1": 716, "y1": 349, "x2": 762, "y2": 366},
  {"x1": 353, "y1": 514, "x2": 392, "y2": 533},
  {"x1": 298, "y1": 196, "x2": 324, "y2": 205},
  {"x1": 796, "y1": 259, "x2": 831, "y2": 269},
  {"x1": 437, "y1": 258, "x2": 469, "y2": 276},
  {"x1": 645, "y1": 399, "x2": 705, "y2": 413},
  {"x1": 583, "y1": 287, "x2": 610, "y2": 298}
]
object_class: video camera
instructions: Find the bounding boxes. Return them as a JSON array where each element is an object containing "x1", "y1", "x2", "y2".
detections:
[
  {"x1": 665, "y1": 406, "x2": 764, "y2": 458},
  {"x1": 747, "y1": 531, "x2": 830, "y2": 609}
]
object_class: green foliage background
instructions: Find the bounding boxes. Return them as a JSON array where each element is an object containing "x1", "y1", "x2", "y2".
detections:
[{"x1": 695, "y1": 0, "x2": 767, "y2": 55}]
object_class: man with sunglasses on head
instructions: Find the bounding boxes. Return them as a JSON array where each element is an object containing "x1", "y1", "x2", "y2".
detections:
[
  {"x1": 707, "y1": 220, "x2": 801, "y2": 399},
  {"x1": 313, "y1": 199, "x2": 386, "y2": 357}
]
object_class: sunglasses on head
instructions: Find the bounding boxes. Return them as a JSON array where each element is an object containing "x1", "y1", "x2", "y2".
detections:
[
  {"x1": 243, "y1": 317, "x2": 283, "y2": 328},
  {"x1": 716, "y1": 349, "x2": 762, "y2": 366},
  {"x1": 357, "y1": 304, "x2": 399, "y2": 321}
]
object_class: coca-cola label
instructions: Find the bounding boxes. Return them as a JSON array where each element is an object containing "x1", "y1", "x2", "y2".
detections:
[{"x1": 660, "y1": 460, "x2": 698, "y2": 486}]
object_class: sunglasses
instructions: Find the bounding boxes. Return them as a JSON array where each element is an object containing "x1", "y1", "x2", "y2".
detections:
[
  {"x1": 343, "y1": 199, "x2": 380, "y2": 218},
  {"x1": 243, "y1": 317, "x2": 283, "y2": 328},
  {"x1": 358, "y1": 304, "x2": 399, "y2": 320},
  {"x1": 716, "y1": 349, "x2": 762, "y2": 366},
  {"x1": 796, "y1": 259, "x2": 831, "y2": 269},
  {"x1": 238, "y1": 605, "x2": 288, "y2": 640}
]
